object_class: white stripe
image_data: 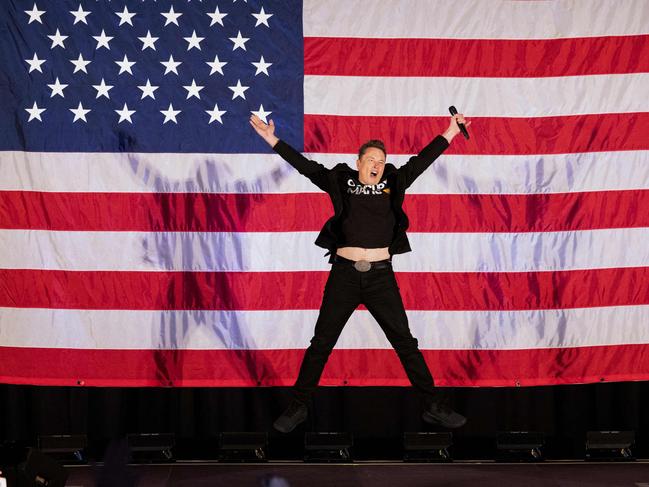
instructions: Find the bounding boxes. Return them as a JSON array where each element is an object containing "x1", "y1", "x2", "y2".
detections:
[
  {"x1": 3, "y1": 150, "x2": 649, "y2": 195},
  {"x1": 2, "y1": 305, "x2": 648, "y2": 351},
  {"x1": 408, "y1": 150, "x2": 649, "y2": 195},
  {"x1": 0, "y1": 151, "x2": 300, "y2": 194},
  {"x1": 304, "y1": 0, "x2": 649, "y2": 39},
  {"x1": 304, "y1": 73, "x2": 649, "y2": 118},
  {"x1": 2, "y1": 228, "x2": 649, "y2": 272}
]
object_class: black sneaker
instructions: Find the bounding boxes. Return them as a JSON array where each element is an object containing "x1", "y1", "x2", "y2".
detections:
[
  {"x1": 422, "y1": 402, "x2": 467, "y2": 429},
  {"x1": 273, "y1": 400, "x2": 308, "y2": 433}
]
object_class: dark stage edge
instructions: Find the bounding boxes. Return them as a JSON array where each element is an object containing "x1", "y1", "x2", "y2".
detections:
[{"x1": 65, "y1": 460, "x2": 649, "y2": 486}]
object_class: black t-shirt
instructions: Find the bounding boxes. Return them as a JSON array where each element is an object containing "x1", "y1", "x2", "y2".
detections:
[{"x1": 340, "y1": 177, "x2": 396, "y2": 248}]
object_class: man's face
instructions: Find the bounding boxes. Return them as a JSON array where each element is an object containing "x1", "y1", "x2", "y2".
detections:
[{"x1": 356, "y1": 147, "x2": 386, "y2": 185}]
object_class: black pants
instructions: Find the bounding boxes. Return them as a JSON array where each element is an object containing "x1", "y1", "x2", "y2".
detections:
[{"x1": 293, "y1": 260, "x2": 444, "y2": 405}]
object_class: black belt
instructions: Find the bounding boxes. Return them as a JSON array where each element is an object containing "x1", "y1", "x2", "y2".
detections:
[{"x1": 333, "y1": 255, "x2": 392, "y2": 272}]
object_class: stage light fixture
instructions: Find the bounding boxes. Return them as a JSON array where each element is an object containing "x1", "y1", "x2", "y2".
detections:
[
  {"x1": 38, "y1": 434, "x2": 87, "y2": 464},
  {"x1": 403, "y1": 432, "x2": 453, "y2": 462},
  {"x1": 22, "y1": 449, "x2": 69, "y2": 487},
  {"x1": 218, "y1": 432, "x2": 268, "y2": 462},
  {"x1": 127, "y1": 433, "x2": 175, "y2": 463},
  {"x1": 585, "y1": 431, "x2": 635, "y2": 461},
  {"x1": 0, "y1": 445, "x2": 68, "y2": 487},
  {"x1": 304, "y1": 432, "x2": 353, "y2": 463},
  {"x1": 496, "y1": 431, "x2": 544, "y2": 462}
]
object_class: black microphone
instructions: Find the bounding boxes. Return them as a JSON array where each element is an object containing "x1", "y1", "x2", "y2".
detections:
[{"x1": 448, "y1": 106, "x2": 469, "y2": 140}]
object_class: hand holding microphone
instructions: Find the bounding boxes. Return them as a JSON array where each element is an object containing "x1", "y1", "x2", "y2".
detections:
[{"x1": 448, "y1": 106, "x2": 470, "y2": 140}]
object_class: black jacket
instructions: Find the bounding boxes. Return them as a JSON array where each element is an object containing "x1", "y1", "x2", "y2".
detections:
[{"x1": 273, "y1": 136, "x2": 449, "y2": 258}]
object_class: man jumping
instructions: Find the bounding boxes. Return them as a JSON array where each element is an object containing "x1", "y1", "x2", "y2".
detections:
[{"x1": 250, "y1": 113, "x2": 471, "y2": 433}]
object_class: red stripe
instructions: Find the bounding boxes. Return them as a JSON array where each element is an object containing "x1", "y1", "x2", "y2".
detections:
[
  {"x1": 304, "y1": 113, "x2": 649, "y2": 155},
  {"x1": 1, "y1": 344, "x2": 647, "y2": 387},
  {"x1": 304, "y1": 35, "x2": 649, "y2": 77},
  {"x1": 3, "y1": 267, "x2": 649, "y2": 310},
  {"x1": 405, "y1": 190, "x2": 649, "y2": 232},
  {"x1": 3, "y1": 190, "x2": 649, "y2": 233},
  {"x1": 0, "y1": 191, "x2": 327, "y2": 232}
]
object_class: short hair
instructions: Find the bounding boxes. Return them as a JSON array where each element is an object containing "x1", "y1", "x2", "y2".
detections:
[{"x1": 358, "y1": 139, "x2": 386, "y2": 159}]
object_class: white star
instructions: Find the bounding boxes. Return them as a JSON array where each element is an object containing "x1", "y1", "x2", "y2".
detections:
[
  {"x1": 251, "y1": 7, "x2": 273, "y2": 27},
  {"x1": 183, "y1": 79, "x2": 204, "y2": 99},
  {"x1": 93, "y1": 29, "x2": 113, "y2": 50},
  {"x1": 206, "y1": 54, "x2": 227, "y2": 75},
  {"x1": 252, "y1": 55, "x2": 272, "y2": 76},
  {"x1": 70, "y1": 53, "x2": 91, "y2": 74},
  {"x1": 115, "y1": 6, "x2": 136, "y2": 26},
  {"x1": 160, "y1": 103, "x2": 180, "y2": 124},
  {"x1": 207, "y1": 6, "x2": 227, "y2": 26},
  {"x1": 47, "y1": 77, "x2": 67, "y2": 98},
  {"x1": 24, "y1": 3, "x2": 45, "y2": 24},
  {"x1": 25, "y1": 102, "x2": 46, "y2": 122},
  {"x1": 69, "y1": 102, "x2": 90, "y2": 123},
  {"x1": 92, "y1": 78, "x2": 113, "y2": 99},
  {"x1": 138, "y1": 30, "x2": 158, "y2": 51},
  {"x1": 69, "y1": 4, "x2": 91, "y2": 25},
  {"x1": 137, "y1": 79, "x2": 159, "y2": 99},
  {"x1": 25, "y1": 53, "x2": 46, "y2": 73},
  {"x1": 47, "y1": 29, "x2": 68, "y2": 49},
  {"x1": 115, "y1": 54, "x2": 135, "y2": 75},
  {"x1": 115, "y1": 103, "x2": 135, "y2": 124},
  {"x1": 160, "y1": 54, "x2": 181, "y2": 75},
  {"x1": 161, "y1": 6, "x2": 182, "y2": 26},
  {"x1": 229, "y1": 31, "x2": 249, "y2": 51},
  {"x1": 206, "y1": 103, "x2": 226, "y2": 124},
  {"x1": 184, "y1": 30, "x2": 204, "y2": 51},
  {"x1": 228, "y1": 79, "x2": 249, "y2": 100},
  {"x1": 251, "y1": 104, "x2": 272, "y2": 124}
]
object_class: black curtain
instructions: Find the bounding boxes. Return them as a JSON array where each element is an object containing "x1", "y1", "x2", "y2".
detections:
[{"x1": 1, "y1": 383, "x2": 647, "y2": 460}]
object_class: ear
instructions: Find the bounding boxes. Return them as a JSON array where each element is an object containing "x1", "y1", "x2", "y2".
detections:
[{"x1": 356, "y1": 158, "x2": 361, "y2": 170}]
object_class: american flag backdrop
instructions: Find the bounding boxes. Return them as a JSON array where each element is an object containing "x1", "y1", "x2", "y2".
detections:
[{"x1": 1, "y1": 0, "x2": 649, "y2": 387}]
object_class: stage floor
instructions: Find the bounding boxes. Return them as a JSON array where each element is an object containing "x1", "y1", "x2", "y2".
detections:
[{"x1": 64, "y1": 460, "x2": 649, "y2": 486}]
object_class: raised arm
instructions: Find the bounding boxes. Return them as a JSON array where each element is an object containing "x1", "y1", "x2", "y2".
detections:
[
  {"x1": 250, "y1": 114, "x2": 330, "y2": 191},
  {"x1": 398, "y1": 114, "x2": 471, "y2": 188}
]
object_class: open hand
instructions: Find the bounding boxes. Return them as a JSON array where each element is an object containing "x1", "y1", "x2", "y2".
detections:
[{"x1": 249, "y1": 114, "x2": 279, "y2": 147}]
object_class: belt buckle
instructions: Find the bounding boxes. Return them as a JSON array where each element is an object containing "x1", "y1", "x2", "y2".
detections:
[{"x1": 353, "y1": 260, "x2": 371, "y2": 272}]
